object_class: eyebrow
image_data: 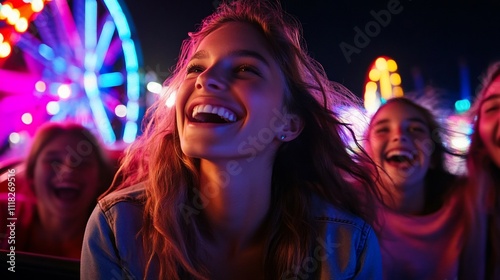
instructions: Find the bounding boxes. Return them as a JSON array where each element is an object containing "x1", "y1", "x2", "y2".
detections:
[
  {"x1": 191, "y1": 50, "x2": 208, "y2": 60},
  {"x1": 189, "y1": 49, "x2": 271, "y2": 66},
  {"x1": 481, "y1": 93, "x2": 500, "y2": 104},
  {"x1": 42, "y1": 151, "x2": 74, "y2": 160},
  {"x1": 372, "y1": 119, "x2": 389, "y2": 127}
]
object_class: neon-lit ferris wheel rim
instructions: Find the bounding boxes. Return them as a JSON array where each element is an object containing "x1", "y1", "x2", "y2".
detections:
[{"x1": 0, "y1": 0, "x2": 143, "y2": 147}]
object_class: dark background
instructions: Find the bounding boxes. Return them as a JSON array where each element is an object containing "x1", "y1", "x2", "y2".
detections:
[{"x1": 123, "y1": 0, "x2": 500, "y2": 109}]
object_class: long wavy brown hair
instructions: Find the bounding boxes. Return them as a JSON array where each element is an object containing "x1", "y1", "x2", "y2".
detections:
[{"x1": 104, "y1": 0, "x2": 381, "y2": 279}]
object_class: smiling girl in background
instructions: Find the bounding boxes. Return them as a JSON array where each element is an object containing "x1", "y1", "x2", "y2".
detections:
[
  {"x1": 364, "y1": 97, "x2": 485, "y2": 279},
  {"x1": 0, "y1": 122, "x2": 114, "y2": 259},
  {"x1": 467, "y1": 61, "x2": 500, "y2": 279}
]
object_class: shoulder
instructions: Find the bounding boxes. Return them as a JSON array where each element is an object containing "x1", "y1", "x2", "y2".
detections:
[
  {"x1": 82, "y1": 183, "x2": 150, "y2": 279},
  {"x1": 90, "y1": 182, "x2": 147, "y2": 238},
  {"x1": 311, "y1": 195, "x2": 382, "y2": 279},
  {"x1": 99, "y1": 183, "x2": 146, "y2": 208},
  {"x1": 312, "y1": 195, "x2": 372, "y2": 233},
  {"x1": 311, "y1": 193, "x2": 378, "y2": 250}
]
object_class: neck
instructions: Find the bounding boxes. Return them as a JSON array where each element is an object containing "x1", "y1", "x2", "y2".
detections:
[
  {"x1": 30, "y1": 213, "x2": 85, "y2": 259},
  {"x1": 36, "y1": 207, "x2": 88, "y2": 241},
  {"x1": 199, "y1": 157, "x2": 273, "y2": 248},
  {"x1": 382, "y1": 180, "x2": 427, "y2": 215}
]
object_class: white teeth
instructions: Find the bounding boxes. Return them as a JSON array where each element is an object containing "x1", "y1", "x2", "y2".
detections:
[
  {"x1": 386, "y1": 150, "x2": 415, "y2": 160},
  {"x1": 192, "y1": 104, "x2": 237, "y2": 122}
]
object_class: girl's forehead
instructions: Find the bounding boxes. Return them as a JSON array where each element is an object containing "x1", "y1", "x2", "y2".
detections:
[
  {"x1": 374, "y1": 101, "x2": 421, "y2": 118},
  {"x1": 484, "y1": 75, "x2": 500, "y2": 97},
  {"x1": 369, "y1": 101, "x2": 428, "y2": 127},
  {"x1": 41, "y1": 134, "x2": 90, "y2": 153}
]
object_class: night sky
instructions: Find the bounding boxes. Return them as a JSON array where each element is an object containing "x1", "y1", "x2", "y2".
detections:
[{"x1": 123, "y1": 0, "x2": 500, "y2": 109}]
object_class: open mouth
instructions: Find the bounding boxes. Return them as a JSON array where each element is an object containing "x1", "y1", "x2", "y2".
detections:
[
  {"x1": 385, "y1": 150, "x2": 417, "y2": 167},
  {"x1": 191, "y1": 104, "x2": 238, "y2": 124},
  {"x1": 53, "y1": 184, "x2": 81, "y2": 201}
]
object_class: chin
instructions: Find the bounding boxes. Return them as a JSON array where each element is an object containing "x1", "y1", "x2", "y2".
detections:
[
  {"x1": 181, "y1": 145, "x2": 215, "y2": 159},
  {"x1": 180, "y1": 148, "x2": 200, "y2": 159}
]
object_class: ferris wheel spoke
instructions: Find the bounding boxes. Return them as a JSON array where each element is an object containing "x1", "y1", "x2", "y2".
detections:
[
  {"x1": 84, "y1": 0, "x2": 97, "y2": 52},
  {"x1": 83, "y1": 0, "x2": 98, "y2": 72},
  {"x1": 94, "y1": 18, "x2": 116, "y2": 72},
  {"x1": 32, "y1": 13, "x2": 56, "y2": 51},
  {"x1": 102, "y1": 37, "x2": 122, "y2": 68},
  {"x1": 83, "y1": 72, "x2": 116, "y2": 144},
  {"x1": 14, "y1": 32, "x2": 50, "y2": 68},
  {"x1": 54, "y1": 0, "x2": 83, "y2": 54},
  {"x1": 98, "y1": 72, "x2": 124, "y2": 88}
]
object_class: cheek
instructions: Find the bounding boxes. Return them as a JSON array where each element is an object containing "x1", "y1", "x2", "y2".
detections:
[
  {"x1": 79, "y1": 158, "x2": 102, "y2": 179},
  {"x1": 366, "y1": 138, "x2": 383, "y2": 162},
  {"x1": 33, "y1": 162, "x2": 53, "y2": 185},
  {"x1": 83, "y1": 167, "x2": 100, "y2": 183},
  {"x1": 177, "y1": 81, "x2": 193, "y2": 101},
  {"x1": 32, "y1": 168, "x2": 50, "y2": 195},
  {"x1": 415, "y1": 136, "x2": 434, "y2": 159},
  {"x1": 478, "y1": 118, "x2": 494, "y2": 145},
  {"x1": 175, "y1": 85, "x2": 193, "y2": 121},
  {"x1": 80, "y1": 168, "x2": 104, "y2": 197}
]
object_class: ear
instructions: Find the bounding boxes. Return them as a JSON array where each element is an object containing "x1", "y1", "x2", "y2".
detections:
[{"x1": 276, "y1": 113, "x2": 304, "y2": 142}]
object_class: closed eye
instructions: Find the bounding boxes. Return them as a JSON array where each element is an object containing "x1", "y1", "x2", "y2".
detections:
[
  {"x1": 374, "y1": 127, "x2": 389, "y2": 134},
  {"x1": 483, "y1": 105, "x2": 500, "y2": 114},
  {"x1": 480, "y1": 96, "x2": 500, "y2": 115},
  {"x1": 409, "y1": 125, "x2": 427, "y2": 133}
]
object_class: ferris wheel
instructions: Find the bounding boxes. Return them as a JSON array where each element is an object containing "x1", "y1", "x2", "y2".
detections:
[{"x1": 0, "y1": 0, "x2": 144, "y2": 154}]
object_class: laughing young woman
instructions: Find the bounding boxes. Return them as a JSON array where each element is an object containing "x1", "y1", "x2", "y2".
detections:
[
  {"x1": 364, "y1": 97, "x2": 485, "y2": 280},
  {"x1": 466, "y1": 61, "x2": 500, "y2": 279},
  {"x1": 0, "y1": 122, "x2": 114, "y2": 259},
  {"x1": 81, "y1": 0, "x2": 384, "y2": 279}
]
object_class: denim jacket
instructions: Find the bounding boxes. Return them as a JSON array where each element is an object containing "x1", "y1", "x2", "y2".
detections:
[{"x1": 81, "y1": 183, "x2": 382, "y2": 279}]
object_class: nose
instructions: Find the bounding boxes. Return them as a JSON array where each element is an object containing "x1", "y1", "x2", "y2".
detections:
[
  {"x1": 57, "y1": 155, "x2": 78, "y2": 175},
  {"x1": 195, "y1": 65, "x2": 227, "y2": 92},
  {"x1": 391, "y1": 126, "x2": 409, "y2": 142}
]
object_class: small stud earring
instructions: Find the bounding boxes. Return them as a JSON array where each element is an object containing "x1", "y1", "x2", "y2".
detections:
[{"x1": 280, "y1": 135, "x2": 286, "y2": 140}]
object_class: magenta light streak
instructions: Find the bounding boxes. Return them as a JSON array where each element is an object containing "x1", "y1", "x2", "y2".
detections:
[
  {"x1": 54, "y1": 0, "x2": 83, "y2": 60},
  {"x1": 0, "y1": 69, "x2": 39, "y2": 96}
]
